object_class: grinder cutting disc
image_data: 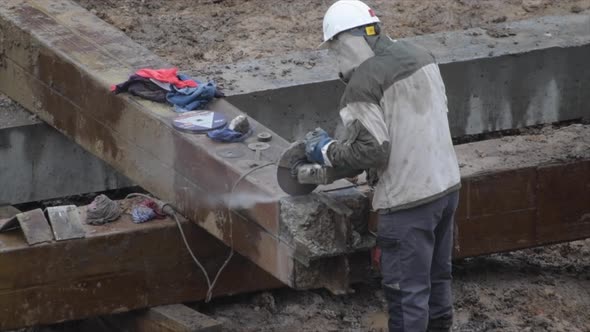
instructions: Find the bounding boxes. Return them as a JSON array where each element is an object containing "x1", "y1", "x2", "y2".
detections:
[{"x1": 277, "y1": 141, "x2": 318, "y2": 196}]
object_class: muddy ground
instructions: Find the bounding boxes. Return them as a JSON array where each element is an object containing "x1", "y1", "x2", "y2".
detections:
[
  {"x1": 75, "y1": 0, "x2": 590, "y2": 69},
  {"x1": 20, "y1": 0, "x2": 590, "y2": 331},
  {"x1": 201, "y1": 240, "x2": 590, "y2": 331}
]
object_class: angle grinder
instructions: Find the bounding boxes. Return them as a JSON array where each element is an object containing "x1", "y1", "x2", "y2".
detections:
[{"x1": 276, "y1": 141, "x2": 358, "y2": 196}]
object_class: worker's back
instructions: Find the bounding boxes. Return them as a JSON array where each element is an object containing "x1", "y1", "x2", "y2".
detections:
[{"x1": 341, "y1": 37, "x2": 461, "y2": 212}]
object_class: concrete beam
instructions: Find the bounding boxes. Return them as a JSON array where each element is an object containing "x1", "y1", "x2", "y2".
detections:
[
  {"x1": 0, "y1": 0, "x2": 367, "y2": 290},
  {"x1": 199, "y1": 15, "x2": 590, "y2": 141},
  {"x1": 0, "y1": 104, "x2": 132, "y2": 204}
]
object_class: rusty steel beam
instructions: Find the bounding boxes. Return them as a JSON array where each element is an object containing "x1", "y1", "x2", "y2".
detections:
[
  {"x1": 0, "y1": 0, "x2": 371, "y2": 289},
  {"x1": 364, "y1": 158, "x2": 590, "y2": 260},
  {"x1": 0, "y1": 209, "x2": 282, "y2": 330},
  {"x1": 362, "y1": 126, "x2": 590, "y2": 258},
  {"x1": 454, "y1": 159, "x2": 590, "y2": 258},
  {"x1": 450, "y1": 125, "x2": 590, "y2": 258}
]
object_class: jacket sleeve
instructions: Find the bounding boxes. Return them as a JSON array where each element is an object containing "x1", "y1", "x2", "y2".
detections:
[{"x1": 325, "y1": 116, "x2": 390, "y2": 171}]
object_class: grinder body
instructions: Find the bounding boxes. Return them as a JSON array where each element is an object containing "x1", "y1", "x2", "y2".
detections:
[{"x1": 277, "y1": 141, "x2": 359, "y2": 196}]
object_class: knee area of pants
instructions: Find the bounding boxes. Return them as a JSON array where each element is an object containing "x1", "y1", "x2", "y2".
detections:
[
  {"x1": 431, "y1": 270, "x2": 452, "y2": 280},
  {"x1": 382, "y1": 283, "x2": 402, "y2": 299}
]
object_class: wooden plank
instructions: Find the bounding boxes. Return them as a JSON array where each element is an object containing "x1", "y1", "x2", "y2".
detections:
[
  {"x1": 108, "y1": 304, "x2": 222, "y2": 332},
  {"x1": 16, "y1": 208, "x2": 53, "y2": 245},
  {"x1": 47, "y1": 205, "x2": 86, "y2": 241}
]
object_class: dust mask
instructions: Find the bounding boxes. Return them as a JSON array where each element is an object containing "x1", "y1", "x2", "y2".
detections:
[{"x1": 328, "y1": 32, "x2": 375, "y2": 83}]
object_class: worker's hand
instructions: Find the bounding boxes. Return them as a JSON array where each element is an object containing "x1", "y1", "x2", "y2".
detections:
[{"x1": 304, "y1": 128, "x2": 334, "y2": 165}]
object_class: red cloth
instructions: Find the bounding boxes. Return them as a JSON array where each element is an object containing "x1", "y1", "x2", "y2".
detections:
[
  {"x1": 371, "y1": 246, "x2": 381, "y2": 271},
  {"x1": 135, "y1": 68, "x2": 197, "y2": 89},
  {"x1": 141, "y1": 199, "x2": 166, "y2": 219}
]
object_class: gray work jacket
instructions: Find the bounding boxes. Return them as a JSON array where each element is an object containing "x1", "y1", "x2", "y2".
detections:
[{"x1": 325, "y1": 36, "x2": 461, "y2": 212}]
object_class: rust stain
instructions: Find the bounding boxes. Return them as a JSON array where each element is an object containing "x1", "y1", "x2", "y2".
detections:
[{"x1": 35, "y1": 50, "x2": 123, "y2": 161}]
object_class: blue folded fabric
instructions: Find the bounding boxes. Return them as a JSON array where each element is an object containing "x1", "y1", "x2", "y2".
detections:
[
  {"x1": 167, "y1": 75, "x2": 218, "y2": 112},
  {"x1": 131, "y1": 206, "x2": 156, "y2": 223},
  {"x1": 207, "y1": 127, "x2": 253, "y2": 143}
]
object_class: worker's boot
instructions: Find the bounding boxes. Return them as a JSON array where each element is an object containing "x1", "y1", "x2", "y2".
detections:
[{"x1": 427, "y1": 314, "x2": 453, "y2": 332}]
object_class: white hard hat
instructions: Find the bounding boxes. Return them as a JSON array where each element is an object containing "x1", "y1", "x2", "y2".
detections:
[{"x1": 322, "y1": 0, "x2": 380, "y2": 44}]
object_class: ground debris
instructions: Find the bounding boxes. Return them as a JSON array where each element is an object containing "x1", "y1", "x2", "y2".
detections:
[
  {"x1": 486, "y1": 26, "x2": 517, "y2": 38},
  {"x1": 73, "y1": 0, "x2": 590, "y2": 69},
  {"x1": 200, "y1": 240, "x2": 590, "y2": 331},
  {"x1": 456, "y1": 123, "x2": 590, "y2": 177}
]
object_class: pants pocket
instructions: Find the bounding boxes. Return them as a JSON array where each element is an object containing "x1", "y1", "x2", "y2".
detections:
[{"x1": 378, "y1": 236, "x2": 401, "y2": 288}]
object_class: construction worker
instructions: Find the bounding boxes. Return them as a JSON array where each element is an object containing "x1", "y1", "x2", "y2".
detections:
[{"x1": 303, "y1": 1, "x2": 462, "y2": 331}]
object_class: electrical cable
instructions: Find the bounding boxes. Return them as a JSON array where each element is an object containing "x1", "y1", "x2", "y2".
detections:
[{"x1": 126, "y1": 161, "x2": 275, "y2": 302}]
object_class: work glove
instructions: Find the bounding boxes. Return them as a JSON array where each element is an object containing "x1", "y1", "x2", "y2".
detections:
[{"x1": 304, "y1": 128, "x2": 334, "y2": 165}]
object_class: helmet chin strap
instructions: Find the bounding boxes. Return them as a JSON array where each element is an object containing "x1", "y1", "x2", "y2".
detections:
[{"x1": 330, "y1": 32, "x2": 375, "y2": 83}]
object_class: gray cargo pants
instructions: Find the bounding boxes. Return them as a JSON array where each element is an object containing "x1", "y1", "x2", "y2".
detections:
[{"x1": 378, "y1": 190, "x2": 459, "y2": 332}]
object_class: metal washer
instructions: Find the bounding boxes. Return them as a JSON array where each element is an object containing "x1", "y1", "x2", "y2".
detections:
[
  {"x1": 257, "y1": 132, "x2": 272, "y2": 142},
  {"x1": 248, "y1": 142, "x2": 270, "y2": 151},
  {"x1": 216, "y1": 148, "x2": 245, "y2": 159}
]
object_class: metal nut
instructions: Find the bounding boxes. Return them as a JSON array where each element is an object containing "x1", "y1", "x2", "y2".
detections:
[{"x1": 257, "y1": 132, "x2": 272, "y2": 142}]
